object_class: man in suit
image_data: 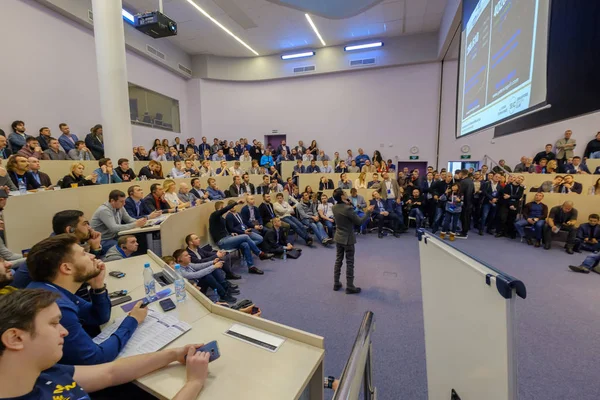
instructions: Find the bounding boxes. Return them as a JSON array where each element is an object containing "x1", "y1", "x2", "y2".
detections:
[
  {"x1": 228, "y1": 175, "x2": 246, "y2": 197},
  {"x1": 190, "y1": 178, "x2": 210, "y2": 203},
  {"x1": 332, "y1": 188, "x2": 374, "y2": 294},
  {"x1": 370, "y1": 191, "x2": 404, "y2": 238},
  {"x1": 276, "y1": 140, "x2": 290, "y2": 157},
  {"x1": 258, "y1": 193, "x2": 290, "y2": 234},
  {"x1": 143, "y1": 183, "x2": 174, "y2": 213},
  {"x1": 125, "y1": 185, "x2": 162, "y2": 219},
  {"x1": 563, "y1": 156, "x2": 591, "y2": 174},
  {"x1": 379, "y1": 172, "x2": 400, "y2": 208},
  {"x1": 185, "y1": 233, "x2": 240, "y2": 280},
  {"x1": 85, "y1": 124, "x2": 104, "y2": 160},
  {"x1": 555, "y1": 130, "x2": 576, "y2": 166},
  {"x1": 173, "y1": 137, "x2": 185, "y2": 153},
  {"x1": 559, "y1": 175, "x2": 583, "y2": 194},
  {"x1": 225, "y1": 200, "x2": 263, "y2": 244},
  {"x1": 458, "y1": 169, "x2": 475, "y2": 237},
  {"x1": 574, "y1": 214, "x2": 600, "y2": 252},
  {"x1": 495, "y1": 175, "x2": 524, "y2": 238},
  {"x1": 241, "y1": 195, "x2": 268, "y2": 230},
  {"x1": 27, "y1": 157, "x2": 52, "y2": 187},
  {"x1": 260, "y1": 217, "x2": 295, "y2": 256},
  {"x1": 241, "y1": 173, "x2": 256, "y2": 195}
]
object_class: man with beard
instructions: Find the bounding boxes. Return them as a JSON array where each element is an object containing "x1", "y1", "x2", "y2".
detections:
[
  {"x1": 25, "y1": 234, "x2": 148, "y2": 365},
  {"x1": 12, "y1": 210, "x2": 103, "y2": 289},
  {"x1": 0, "y1": 258, "x2": 16, "y2": 295}
]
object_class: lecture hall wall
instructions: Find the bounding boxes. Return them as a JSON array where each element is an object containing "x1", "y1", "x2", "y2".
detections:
[{"x1": 0, "y1": 0, "x2": 189, "y2": 146}]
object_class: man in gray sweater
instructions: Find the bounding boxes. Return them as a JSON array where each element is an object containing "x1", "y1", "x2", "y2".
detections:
[
  {"x1": 103, "y1": 235, "x2": 139, "y2": 262},
  {"x1": 90, "y1": 190, "x2": 146, "y2": 252}
]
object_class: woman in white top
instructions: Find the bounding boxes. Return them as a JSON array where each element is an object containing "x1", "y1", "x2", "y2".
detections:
[
  {"x1": 318, "y1": 193, "x2": 335, "y2": 238},
  {"x1": 354, "y1": 172, "x2": 368, "y2": 189},
  {"x1": 163, "y1": 179, "x2": 190, "y2": 209},
  {"x1": 589, "y1": 178, "x2": 600, "y2": 195}
]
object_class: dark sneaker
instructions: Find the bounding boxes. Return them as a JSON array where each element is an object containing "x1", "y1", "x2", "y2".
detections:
[
  {"x1": 333, "y1": 282, "x2": 342, "y2": 291},
  {"x1": 346, "y1": 286, "x2": 362, "y2": 294},
  {"x1": 569, "y1": 265, "x2": 590, "y2": 274},
  {"x1": 219, "y1": 294, "x2": 238, "y2": 303},
  {"x1": 248, "y1": 266, "x2": 264, "y2": 275}
]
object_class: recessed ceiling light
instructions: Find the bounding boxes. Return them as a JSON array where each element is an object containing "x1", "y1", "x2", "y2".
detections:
[
  {"x1": 344, "y1": 41, "x2": 384, "y2": 51},
  {"x1": 305, "y1": 14, "x2": 326, "y2": 47},
  {"x1": 184, "y1": 0, "x2": 259, "y2": 56},
  {"x1": 281, "y1": 51, "x2": 315, "y2": 60}
]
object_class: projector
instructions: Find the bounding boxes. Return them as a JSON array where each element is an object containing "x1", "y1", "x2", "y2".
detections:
[{"x1": 134, "y1": 11, "x2": 177, "y2": 39}]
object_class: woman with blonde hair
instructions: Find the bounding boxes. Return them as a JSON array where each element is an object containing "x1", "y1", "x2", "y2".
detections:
[
  {"x1": 61, "y1": 162, "x2": 97, "y2": 188},
  {"x1": 249, "y1": 159, "x2": 261, "y2": 174},
  {"x1": 546, "y1": 159, "x2": 558, "y2": 173},
  {"x1": 162, "y1": 179, "x2": 190, "y2": 210},
  {"x1": 354, "y1": 172, "x2": 368, "y2": 189}
]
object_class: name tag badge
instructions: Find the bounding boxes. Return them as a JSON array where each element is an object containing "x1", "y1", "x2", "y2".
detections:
[{"x1": 387, "y1": 189, "x2": 391, "y2": 194}]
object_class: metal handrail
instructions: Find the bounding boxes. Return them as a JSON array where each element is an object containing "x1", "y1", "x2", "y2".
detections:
[
  {"x1": 482, "y1": 154, "x2": 514, "y2": 176},
  {"x1": 333, "y1": 311, "x2": 376, "y2": 400}
]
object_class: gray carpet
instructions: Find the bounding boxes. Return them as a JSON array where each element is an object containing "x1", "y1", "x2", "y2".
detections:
[{"x1": 231, "y1": 231, "x2": 600, "y2": 400}]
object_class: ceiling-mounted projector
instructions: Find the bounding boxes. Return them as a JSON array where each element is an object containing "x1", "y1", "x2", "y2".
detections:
[{"x1": 134, "y1": 11, "x2": 177, "y2": 38}]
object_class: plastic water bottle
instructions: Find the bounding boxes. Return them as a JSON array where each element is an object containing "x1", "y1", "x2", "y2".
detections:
[
  {"x1": 174, "y1": 264, "x2": 187, "y2": 302},
  {"x1": 283, "y1": 248, "x2": 287, "y2": 262},
  {"x1": 18, "y1": 178, "x2": 26, "y2": 194},
  {"x1": 143, "y1": 263, "x2": 156, "y2": 299}
]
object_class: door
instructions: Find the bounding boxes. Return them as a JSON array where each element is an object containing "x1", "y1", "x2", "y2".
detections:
[
  {"x1": 398, "y1": 161, "x2": 428, "y2": 177},
  {"x1": 265, "y1": 134, "x2": 286, "y2": 153}
]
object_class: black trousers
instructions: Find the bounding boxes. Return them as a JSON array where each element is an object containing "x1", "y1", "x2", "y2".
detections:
[
  {"x1": 334, "y1": 243, "x2": 356, "y2": 285},
  {"x1": 374, "y1": 212, "x2": 402, "y2": 233},
  {"x1": 497, "y1": 205, "x2": 519, "y2": 235},
  {"x1": 460, "y1": 203, "x2": 472, "y2": 235},
  {"x1": 543, "y1": 224, "x2": 577, "y2": 246}
]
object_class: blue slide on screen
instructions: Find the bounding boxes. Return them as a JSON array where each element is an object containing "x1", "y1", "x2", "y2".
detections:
[{"x1": 456, "y1": 0, "x2": 551, "y2": 137}]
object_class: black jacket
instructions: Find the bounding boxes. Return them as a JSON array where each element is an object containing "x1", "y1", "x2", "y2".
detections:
[
  {"x1": 115, "y1": 167, "x2": 136, "y2": 182},
  {"x1": 143, "y1": 193, "x2": 170, "y2": 213},
  {"x1": 60, "y1": 173, "x2": 95, "y2": 189},
  {"x1": 259, "y1": 202, "x2": 277, "y2": 226},
  {"x1": 261, "y1": 228, "x2": 287, "y2": 254},
  {"x1": 459, "y1": 178, "x2": 475, "y2": 205},
  {"x1": 209, "y1": 202, "x2": 236, "y2": 243}
]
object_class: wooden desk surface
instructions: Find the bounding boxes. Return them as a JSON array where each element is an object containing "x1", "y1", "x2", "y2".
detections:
[
  {"x1": 119, "y1": 214, "x2": 172, "y2": 236},
  {"x1": 104, "y1": 254, "x2": 325, "y2": 400}
]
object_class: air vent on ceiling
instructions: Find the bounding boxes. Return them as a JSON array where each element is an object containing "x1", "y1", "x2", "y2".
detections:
[
  {"x1": 88, "y1": 9, "x2": 94, "y2": 23},
  {"x1": 146, "y1": 45, "x2": 166, "y2": 61},
  {"x1": 293, "y1": 65, "x2": 316, "y2": 74},
  {"x1": 178, "y1": 63, "x2": 192, "y2": 77},
  {"x1": 349, "y1": 57, "x2": 377, "y2": 67}
]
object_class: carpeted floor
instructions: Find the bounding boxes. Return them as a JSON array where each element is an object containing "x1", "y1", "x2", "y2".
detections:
[{"x1": 231, "y1": 230, "x2": 600, "y2": 400}]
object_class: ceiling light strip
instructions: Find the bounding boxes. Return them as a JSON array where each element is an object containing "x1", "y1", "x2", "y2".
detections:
[
  {"x1": 344, "y1": 41, "x2": 383, "y2": 51},
  {"x1": 184, "y1": 0, "x2": 259, "y2": 56},
  {"x1": 305, "y1": 14, "x2": 326, "y2": 47},
  {"x1": 281, "y1": 51, "x2": 315, "y2": 60},
  {"x1": 122, "y1": 9, "x2": 135, "y2": 23}
]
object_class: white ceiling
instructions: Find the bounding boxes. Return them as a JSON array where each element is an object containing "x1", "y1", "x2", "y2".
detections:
[{"x1": 124, "y1": 0, "x2": 448, "y2": 57}]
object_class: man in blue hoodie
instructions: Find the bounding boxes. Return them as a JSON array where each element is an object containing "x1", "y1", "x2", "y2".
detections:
[{"x1": 93, "y1": 158, "x2": 122, "y2": 184}]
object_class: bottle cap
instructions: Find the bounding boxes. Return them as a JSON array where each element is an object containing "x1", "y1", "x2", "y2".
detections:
[
  {"x1": 144, "y1": 263, "x2": 150, "y2": 268},
  {"x1": 175, "y1": 263, "x2": 181, "y2": 269}
]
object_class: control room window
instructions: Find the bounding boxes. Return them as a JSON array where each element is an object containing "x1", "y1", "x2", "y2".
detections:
[{"x1": 128, "y1": 83, "x2": 180, "y2": 133}]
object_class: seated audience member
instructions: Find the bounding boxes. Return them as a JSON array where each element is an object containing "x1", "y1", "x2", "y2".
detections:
[
  {"x1": 354, "y1": 172, "x2": 368, "y2": 189},
  {"x1": 260, "y1": 149, "x2": 274, "y2": 168},
  {"x1": 439, "y1": 183, "x2": 463, "y2": 241},
  {"x1": 43, "y1": 137, "x2": 68, "y2": 160},
  {"x1": 61, "y1": 162, "x2": 97, "y2": 188},
  {"x1": 293, "y1": 160, "x2": 306, "y2": 176},
  {"x1": 206, "y1": 177, "x2": 226, "y2": 200},
  {"x1": 387, "y1": 159, "x2": 396, "y2": 172},
  {"x1": 215, "y1": 160, "x2": 231, "y2": 176},
  {"x1": 171, "y1": 160, "x2": 190, "y2": 178},
  {"x1": 574, "y1": 213, "x2": 600, "y2": 252},
  {"x1": 68, "y1": 140, "x2": 95, "y2": 160},
  {"x1": 380, "y1": 172, "x2": 401, "y2": 208},
  {"x1": 163, "y1": 179, "x2": 190, "y2": 210},
  {"x1": 184, "y1": 159, "x2": 200, "y2": 176},
  {"x1": 283, "y1": 177, "x2": 297, "y2": 194},
  {"x1": 320, "y1": 176, "x2": 335, "y2": 190},
  {"x1": 17, "y1": 137, "x2": 49, "y2": 160},
  {"x1": 338, "y1": 173, "x2": 353, "y2": 189},
  {"x1": 267, "y1": 177, "x2": 283, "y2": 193},
  {"x1": 568, "y1": 252, "x2": 600, "y2": 274},
  {"x1": 514, "y1": 156, "x2": 535, "y2": 173},
  {"x1": 273, "y1": 193, "x2": 313, "y2": 245},
  {"x1": 57, "y1": 122, "x2": 79, "y2": 153},
  {"x1": 93, "y1": 158, "x2": 122, "y2": 184},
  {"x1": 348, "y1": 188, "x2": 370, "y2": 234},
  {"x1": 583, "y1": 131, "x2": 600, "y2": 159},
  {"x1": 229, "y1": 161, "x2": 244, "y2": 176},
  {"x1": 320, "y1": 160, "x2": 333, "y2": 173},
  {"x1": 0, "y1": 289, "x2": 211, "y2": 398},
  {"x1": 302, "y1": 149, "x2": 314, "y2": 163},
  {"x1": 559, "y1": 174, "x2": 583, "y2": 194},
  {"x1": 185, "y1": 233, "x2": 240, "y2": 280},
  {"x1": 543, "y1": 201, "x2": 578, "y2": 253},
  {"x1": 514, "y1": 192, "x2": 548, "y2": 246},
  {"x1": 167, "y1": 146, "x2": 181, "y2": 162},
  {"x1": 545, "y1": 159, "x2": 558, "y2": 174},
  {"x1": 348, "y1": 160, "x2": 360, "y2": 173},
  {"x1": 226, "y1": 200, "x2": 263, "y2": 243},
  {"x1": 209, "y1": 199, "x2": 273, "y2": 274},
  {"x1": 533, "y1": 144, "x2": 556, "y2": 164},
  {"x1": 135, "y1": 145, "x2": 149, "y2": 161},
  {"x1": 198, "y1": 160, "x2": 213, "y2": 177},
  {"x1": 125, "y1": 185, "x2": 162, "y2": 220},
  {"x1": 370, "y1": 191, "x2": 404, "y2": 238},
  {"x1": 190, "y1": 178, "x2": 210, "y2": 202},
  {"x1": 178, "y1": 182, "x2": 198, "y2": 205},
  {"x1": 241, "y1": 173, "x2": 256, "y2": 195},
  {"x1": 172, "y1": 249, "x2": 237, "y2": 303},
  {"x1": 228, "y1": 175, "x2": 246, "y2": 197},
  {"x1": 289, "y1": 148, "x2": 299, "y2": 161},
  {"x1": 103, "y1": 235, "x2": 138, "y2": 262},
  {"x1": 276, "y1": 149, "x2": 291, "y2": 165},
  {"x1": 257, "y1": 193, "x2": 288, "y2": 233},
  {"x1": 150, "y1": 145, "x2": 168, "y2": 161},
  {"x1": 537, "y1": 175, "x2": 563, "y2": 193},
  {"x1": 144, "y1": 183, "x2": 175, "y2": 213},
  {"x1": 318, "y1": 193, "x2": 336, "y2": 238},
  {"x1": 200, "y1": 149, "x2": 211, "y2": 162},
  {"x1": 91, "y1": 190, "x2": 146, "y2": 250},
  {"x1": 26, "y1": 234, "x2": 146, "y2": 364},
  {"x1": 8, "y1": 120, "x2": 30, "y2": 152},
  {"x1": 0, "y1": 135, "x2": 13, "y2": 159},
  {"x1": 405, "y1": 188, "x2": 425, "y2": 229},
  {"x1": 361, "y1": 160, "x2": 377, "y2": 173},
  {"x1": 306, "y1": 160, "x2": 321, "y2": 174},
  {"x1": 335, "y1": 160, "x2": 348, "y2": 173},
  {"x1": 239, "y1": 149, "x2": 252, "y2": 162},
  {"x1": 212, "y1": 149, "x2": 227, "y2": 162},
  {"x1": 317, "y1": 151, "x2": 330, "y2": 162},
  {"x1": 27, "y1": 157, "x2": 52, "y2": 187},
  {"x1": 138, "y1": 160, "x2": 164, "y2": 180},
  {"x1": 256, "y1": 175, "x2": 272, "y2": 195},
  {"x1": 564, "y1": 156, "x2": 591, "y2": 174},
  {"x1": 85, "y1": 124, "x2": 105, "y2": 160},
  {"x1": 261, "y1": 217, "x2": 295, "y2": 257},
  {"x1": 0, "y1": 191, "x2": 24, "y2": 262},
  {"x1": 115, "y1": 158, "x2": 136, "y2": 182},
  {"x1": 184, "y1": 148, "x2": 199, "y2": 162},
  {"x1": 492, "y1": 159, "x2": 512, "y2": 174},
  {"x1": 355, "y1": 148, "x2": 370, "y2": 168},
  {"x1": 0, "y1": 258, "x2": 16, "y2": 295},
  {"x1": 367, "y1": 173, "x2": 381, "y2": 189},
  {"x1": 589, "y1": 178, "x2": 600, "y2": 195},
  {"x1": 297, "y1": 191, "x2": 332, "y2": 246},
  {"x1": 535, "y1": 158, "x2": 548, "y2": 174},
  {"x1": 6, "y1": 155, "x2": 41, "y2": 190}
]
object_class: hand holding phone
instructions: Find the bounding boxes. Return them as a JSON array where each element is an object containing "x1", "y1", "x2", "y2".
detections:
[{"x1": 196, "y1": 341, "x2": 220, "y2": 362}]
